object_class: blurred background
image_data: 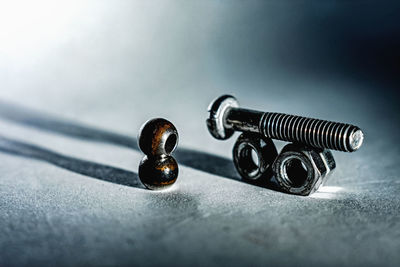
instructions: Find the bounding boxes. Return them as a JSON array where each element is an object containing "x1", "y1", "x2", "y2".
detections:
[
  {"x1": 0, "y1": 1, "x2": 399, "y2": 266},
  {"x1": 1, "y1": 0, "x2": 399, "y2": 129}
]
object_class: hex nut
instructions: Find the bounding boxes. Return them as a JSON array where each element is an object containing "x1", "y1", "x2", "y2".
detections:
[
  {"x1": 233, "y1": 133, "x2": 277, "y2": 183},
  {"x1": 272, "y1": 143, "x2": 336, "y2": 196}
]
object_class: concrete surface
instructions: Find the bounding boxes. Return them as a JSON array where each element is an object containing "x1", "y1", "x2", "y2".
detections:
[{"x1": 0, "y1": 1, "x2": 399, "y2": 266}]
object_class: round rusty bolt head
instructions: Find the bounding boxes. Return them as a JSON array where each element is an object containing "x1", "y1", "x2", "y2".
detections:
[
  {"x1": 206, "y1": 95, "x2": 239, "y2": 140},
  {"x1": 138, "y1": 118, "x2": 179, "y2": 157},
  {"x1": 139, "y1": 155, "x2": 179, "y2": 190},
  {"x1": 138, "y1": 118, "x2": 179, "y2": 190}
]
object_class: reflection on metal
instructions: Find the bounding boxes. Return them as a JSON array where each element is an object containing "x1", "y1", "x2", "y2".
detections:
[{"x1": 310, "y1": 186, "x2": 345, "y2": 199}]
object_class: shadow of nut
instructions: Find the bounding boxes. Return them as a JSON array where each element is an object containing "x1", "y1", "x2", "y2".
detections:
[{"x1": 272, "y1": 143, "x2": 336, "y2": 196}]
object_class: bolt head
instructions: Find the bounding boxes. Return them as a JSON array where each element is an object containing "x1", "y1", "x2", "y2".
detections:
[{"x1": 206, "y1": 95, "x2": 239, "y2": 140}]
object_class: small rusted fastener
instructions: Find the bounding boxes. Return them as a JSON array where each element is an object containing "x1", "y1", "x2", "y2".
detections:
[
  {"x1": 207, "y1": 95, "x2": 364, "y2": 152},
  {"x1": 138, "y1": 118, "x2": 179, "y2": 190}
]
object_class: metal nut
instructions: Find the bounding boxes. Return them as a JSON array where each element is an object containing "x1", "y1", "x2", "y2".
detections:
[
  {"x1": 232, "y1": 133, "x2": 277, "y2": 183},
  {"x1": 272, "y1": 143, "x2": 336, "y2": 196}
]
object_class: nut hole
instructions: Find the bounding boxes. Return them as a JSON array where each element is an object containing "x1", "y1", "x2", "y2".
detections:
[
  {"x1": 165, "y1": 134, "x2": 177, "y2": 154},
  {"x1": 239, "y1": 145, "x2": 260, "y2": 177},
  {"x1": 282, "y1": 157, "x2": 308, "y2": 188}
]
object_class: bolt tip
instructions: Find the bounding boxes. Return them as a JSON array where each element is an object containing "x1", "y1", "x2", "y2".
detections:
[{"x1": 349, "y1": 129, "x2": 364, "y2": 151}]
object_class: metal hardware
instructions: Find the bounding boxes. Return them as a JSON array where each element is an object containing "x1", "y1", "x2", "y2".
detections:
[
  {"x1": 138, "y1": 118, "x2": 179, "y2": 190},
  {"x1": 207, "y1": 95, "x2": 364, "y2": 152}
]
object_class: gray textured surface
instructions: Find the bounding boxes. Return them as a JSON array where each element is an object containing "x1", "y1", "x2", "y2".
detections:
[{"x1": 0, "y1": 1, "x2": 399, "y2": 266}]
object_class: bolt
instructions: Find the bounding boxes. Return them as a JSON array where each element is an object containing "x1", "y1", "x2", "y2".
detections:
[{"x1": 207, "y1": 95, "x2": 364, "y2": 152}]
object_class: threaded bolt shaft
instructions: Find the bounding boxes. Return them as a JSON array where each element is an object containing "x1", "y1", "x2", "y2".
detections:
[
  {"x1": 207, "y1": 95, "x2": 364, "y2": 152},
  {"x1": 260, "y1": 112, "x2": 363, "y2": 152}
]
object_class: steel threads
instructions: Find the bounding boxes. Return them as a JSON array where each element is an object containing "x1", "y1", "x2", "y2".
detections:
[{"x1": 260, "y1": 112, "x2": 363, "y2": 152}]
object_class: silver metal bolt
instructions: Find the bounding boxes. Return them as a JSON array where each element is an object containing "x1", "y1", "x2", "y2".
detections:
[{"x1": 207, "y1": 95, "x2": 364, "y2": 152}]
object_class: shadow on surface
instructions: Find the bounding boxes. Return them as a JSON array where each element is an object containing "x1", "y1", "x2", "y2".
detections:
[
  {"x1": 0, "y1": 101, "x2": 139, "y2": 149},
  {"x1": 0, "y1": 135, "x2": 142, "y2": 188},
  {"x1": 0, "y1": 100, "x2": 282, "y2": 191}
]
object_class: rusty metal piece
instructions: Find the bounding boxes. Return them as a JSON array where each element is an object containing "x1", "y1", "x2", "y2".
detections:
[
  {"x1": 138, "y1": 118, "x2": 179, "y2": 190},
  {"x1": 138, "y1": 118, "x2": 178, "y2": 156},
  {"x1": 139, "y1": 155, "x2": 178, "y2": 190}
]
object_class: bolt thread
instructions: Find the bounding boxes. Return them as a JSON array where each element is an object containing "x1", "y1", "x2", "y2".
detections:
[{"x1": 260, "y1": 112, "x2": 362, "y2": 152}]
